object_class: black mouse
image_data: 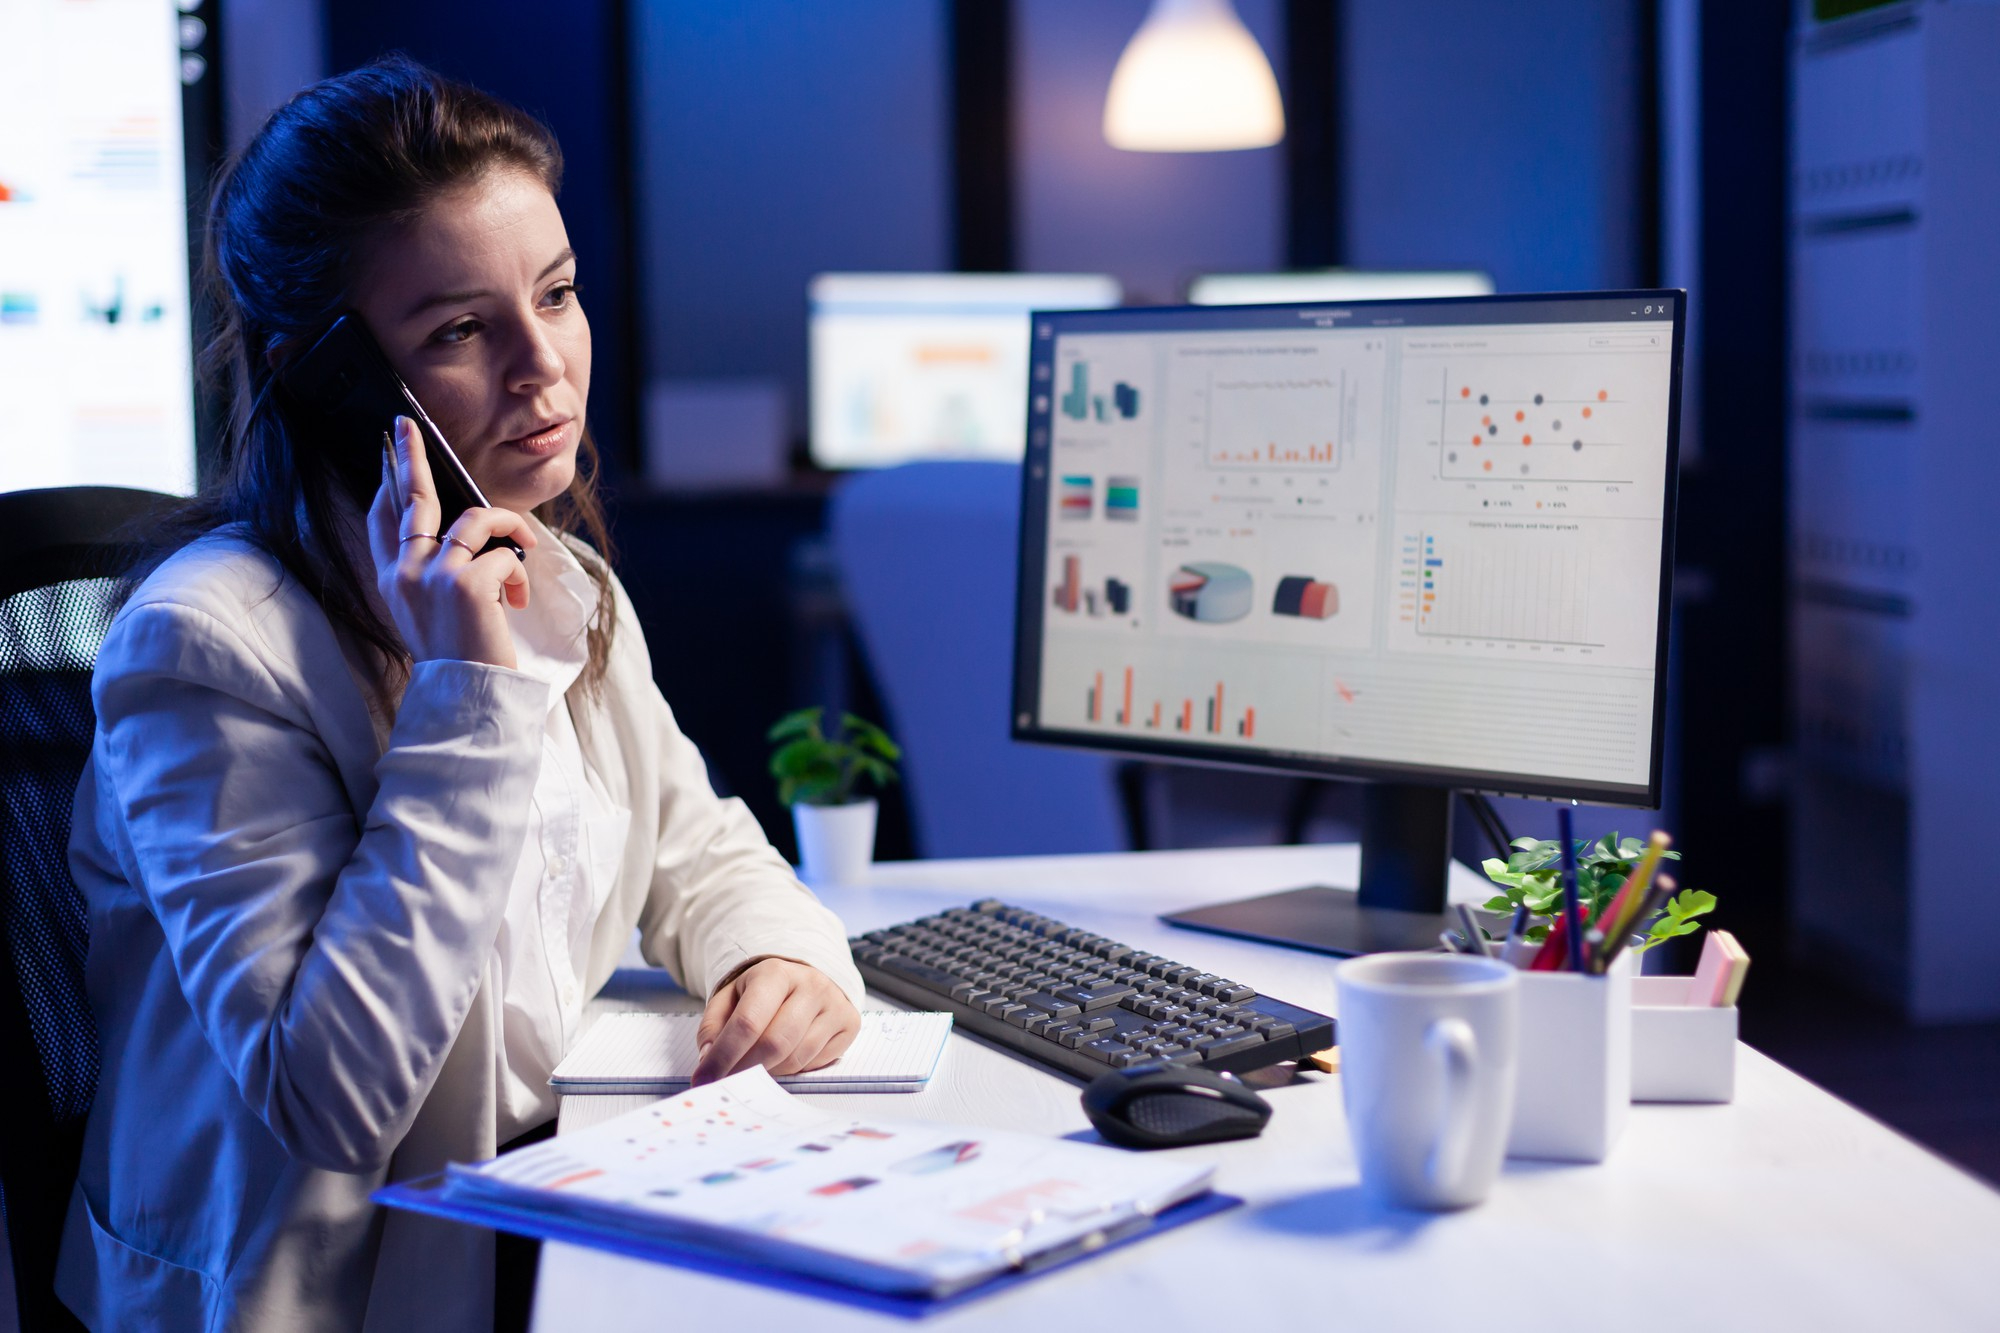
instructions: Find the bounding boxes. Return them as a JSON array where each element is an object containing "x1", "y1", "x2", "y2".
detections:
[{"x1": 1081, "y1": 1063, "x2": 1273, "y2": 1150}]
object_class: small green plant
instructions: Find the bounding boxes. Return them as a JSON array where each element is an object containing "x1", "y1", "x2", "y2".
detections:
[
  {"x1": 1481, "y1": 833, "x2": 1712, "y2": 954},
  {"x1": 767, "y1": 707, "x2": 901, "y2": 808}
]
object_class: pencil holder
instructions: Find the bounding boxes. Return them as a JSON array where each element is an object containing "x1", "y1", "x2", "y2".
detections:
[
  {"x1": 1629, "y1": 975, "x2": 1738, "y2": 1103},
  {"x1": 1505, "y1": 951, "x2": 1632, "y2": 1164}
]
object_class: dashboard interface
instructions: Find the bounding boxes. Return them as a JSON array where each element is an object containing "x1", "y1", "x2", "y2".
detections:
[{"x1": 1012, "y1": 293, "x2": 1683, "y2": 805}]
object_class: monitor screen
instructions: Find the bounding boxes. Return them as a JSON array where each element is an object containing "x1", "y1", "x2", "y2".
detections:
[
  {"x1": 1188, "y1": 270, "x2": 1496, "y2": 306},
  {"x1": 1012, "y1": 292, "x2": 1682, "y2": 807},
  {"x1": 809, "y1": 272, "x2": 1121, "y2": 469},
  {"x1": 0, "y1": 0, "x2": 199, "y2": 495}
]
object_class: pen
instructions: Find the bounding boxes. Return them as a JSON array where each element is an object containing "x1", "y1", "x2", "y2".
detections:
[
  {"x1": 1455, "y1": 904, "x2": 1492, "y2": 958},
  {"x1": 1558, "y1": 805, "x2": 1585, "y2": 973},
  {"x1": 1500, "y1": 903, "x2": 1535, "y2": 968}
]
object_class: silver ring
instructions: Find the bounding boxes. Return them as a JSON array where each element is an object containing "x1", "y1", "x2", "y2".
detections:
[
  {"x1": 440, "y1": 534, "x2": 479, "y2": 556},
  {"x1": 399, "y1": 533, "x2": 443, "y2": 546}
]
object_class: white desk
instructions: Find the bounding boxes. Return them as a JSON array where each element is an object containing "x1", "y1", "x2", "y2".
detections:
[{"x1": 534, "y1": 846, "x2": 2000, "y2": 1332}]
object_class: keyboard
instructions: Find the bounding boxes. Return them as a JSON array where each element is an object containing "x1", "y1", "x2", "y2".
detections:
[{"x1": 849, "y1": 899, "x2": 1336, "y2": 1082}]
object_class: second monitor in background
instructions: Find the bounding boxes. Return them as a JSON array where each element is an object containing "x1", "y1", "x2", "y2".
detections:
[{"x1": 809, "y1": 272, "x2": 1121, "y2": 469}]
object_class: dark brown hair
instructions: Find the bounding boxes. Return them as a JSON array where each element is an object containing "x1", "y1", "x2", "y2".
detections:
[{"x1": 153, "y1": 54, "x2": 614, "y2": 694}]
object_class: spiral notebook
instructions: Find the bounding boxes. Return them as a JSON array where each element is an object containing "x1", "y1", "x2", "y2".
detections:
[{"x1": 551, "y1": 1010, "x2": 954, "y2": 1094}]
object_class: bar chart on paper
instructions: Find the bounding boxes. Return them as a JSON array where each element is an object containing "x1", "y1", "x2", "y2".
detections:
[{"x1": 1397, "y1": 525, "x2": 1598, "y2": 648}]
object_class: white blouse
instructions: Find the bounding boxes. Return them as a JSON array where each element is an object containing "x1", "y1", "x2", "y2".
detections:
[{"x1": 496, "y1": 536, "x2": 633, "y2": 1141}]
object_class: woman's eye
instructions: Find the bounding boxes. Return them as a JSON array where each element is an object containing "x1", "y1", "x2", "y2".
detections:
[
  {"x1": 433, "y1": 318, "x2": 481, "y2": 345},
  {"x1": 543, "y1": 282, "x2": 579, "y2": 309}
]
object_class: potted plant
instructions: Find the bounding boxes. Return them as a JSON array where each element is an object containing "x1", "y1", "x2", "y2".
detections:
[
  {"x1": 1480, "y1": 832, "x2": 1712, "y2": 955},
  {"x1": 767, "y1": 707, "x2": 901, "y2": 883}
]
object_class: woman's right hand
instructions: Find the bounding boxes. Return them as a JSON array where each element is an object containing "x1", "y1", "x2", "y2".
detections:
[{"x1": 365, "y1": 415, "x2": 538, "y2": 669}]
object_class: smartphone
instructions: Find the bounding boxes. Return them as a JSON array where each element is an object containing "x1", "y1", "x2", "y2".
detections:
[{"x1": 279, "y1": 312, "x2": 523, "y2": 559}]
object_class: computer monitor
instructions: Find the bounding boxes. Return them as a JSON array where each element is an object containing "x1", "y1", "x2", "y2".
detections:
[
  {"x1": 0, "y1": 0, "x2": 209, "y2": 495},
  {"x1": 809, "y1": 272, "x2": 1121, "y2": 469},
  {"x1": 1011, "y1": 291, "x2": 1683, "y2": 955},
  {"x1": 1188, "y1": 269, "x2": 1495, "y2": 306}
]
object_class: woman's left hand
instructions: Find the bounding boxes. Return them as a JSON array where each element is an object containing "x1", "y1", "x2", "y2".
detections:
[{"x1": 691, "y1": 958, "x2": 861, "y2": 1085}]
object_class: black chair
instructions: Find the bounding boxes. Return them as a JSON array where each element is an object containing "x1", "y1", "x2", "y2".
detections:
[{"x1": 0, "y1": 486, "x2": 178, "y2": 1332}]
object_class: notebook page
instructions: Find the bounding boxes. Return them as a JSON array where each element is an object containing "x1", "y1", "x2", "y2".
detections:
[{"x1": 552, "y1": 1011, "x2": 953, "y2": 1088}]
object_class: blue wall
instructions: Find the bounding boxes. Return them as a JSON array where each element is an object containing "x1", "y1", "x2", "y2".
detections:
[
  {"x1": 1344, "y1": 0, "x2": 1649, "y2": 291},
  {"x1": 632, "y1": 1, "x2": 952, "y2": 438}
]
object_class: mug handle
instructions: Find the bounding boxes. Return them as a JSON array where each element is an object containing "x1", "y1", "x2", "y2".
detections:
[{"x1": 1423, "y1": 1017, "x2": 1479, "y2": 1194}]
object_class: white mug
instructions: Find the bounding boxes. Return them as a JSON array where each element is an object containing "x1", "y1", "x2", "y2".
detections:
[{"x1": 1335, "y1": 953, "x2": 1519, "y2": 1210}]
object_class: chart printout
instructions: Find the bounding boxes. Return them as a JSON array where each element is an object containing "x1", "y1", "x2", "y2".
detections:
[{"x1": 1021, "y1": 298, "x2": 1677, "y2": 799}]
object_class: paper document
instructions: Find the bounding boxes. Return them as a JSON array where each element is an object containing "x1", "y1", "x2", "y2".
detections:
[
  {"x1": 447, "y1": 1066, "x2": 1215, "y2": 1296},
  {"x1": 551, "y1": 1010, "x2": 954, "y2": 1093}
]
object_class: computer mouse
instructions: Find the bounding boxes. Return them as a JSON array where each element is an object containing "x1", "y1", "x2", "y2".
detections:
[{"x1": 1081, "y1": 1063, "x2": 1273, "y2": 1150}]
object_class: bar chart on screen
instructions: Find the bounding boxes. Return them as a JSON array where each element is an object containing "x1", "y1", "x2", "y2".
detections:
[
  {"x1": 1080, "y1": 666, "x2": 1258, "y2": 738},
  {"x1": 1040, "y1": 637, "x2": 1324, "y2": 749},
  {"x1": 1201, "y1": 369, "x2": 1347, "y2": 470},
  {"x1": 1400, "y1": 524, "x2": 1596, "y2": 647},
  {"x1": 1388, "y1": 516, "x2": 1663, "y2": 669}
]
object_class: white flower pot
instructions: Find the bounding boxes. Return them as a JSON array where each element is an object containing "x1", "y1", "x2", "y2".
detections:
[{"x1": 791, "y1": 799, "x2": 877, "y2": 884}]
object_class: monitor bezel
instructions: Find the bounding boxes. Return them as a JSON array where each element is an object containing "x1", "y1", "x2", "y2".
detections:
[{"x1": 1008, "y1": 288, "x2": 1685, "y2": 810}]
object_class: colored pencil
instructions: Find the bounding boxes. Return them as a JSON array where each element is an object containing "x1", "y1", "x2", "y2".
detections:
[{"x1": 1596, "y1": 830, "x2": 1672, "y2": 959}]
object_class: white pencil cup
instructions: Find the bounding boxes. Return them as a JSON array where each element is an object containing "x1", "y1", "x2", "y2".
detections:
[
  {"x1": 1630, "y1": 975, "x2": 1738, "y2": 1103},
  {"x1": 1506, "y1": 950, "x2": 1632, "y2": 1164}
]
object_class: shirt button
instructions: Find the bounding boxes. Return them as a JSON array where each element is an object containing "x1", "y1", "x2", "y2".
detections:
[
  {"x1": 561, "y1": 984, "x2": 577, "y2": 1005},
  {"x1": 548, "y1": 855, "x2": 569, "y2": 877}
]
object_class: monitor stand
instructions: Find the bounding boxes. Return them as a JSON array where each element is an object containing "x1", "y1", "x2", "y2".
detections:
[{"x1": 1160, "y1": 783, "x2": 1459, "y2": 957}]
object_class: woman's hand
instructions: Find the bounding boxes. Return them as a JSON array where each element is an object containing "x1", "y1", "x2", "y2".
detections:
[
  {"x1": 365, "y1": 415, "x2": 538, "y2": 669},
  {"x1": 691, "y1": 958, "x2": 862, "y2": 1085}
]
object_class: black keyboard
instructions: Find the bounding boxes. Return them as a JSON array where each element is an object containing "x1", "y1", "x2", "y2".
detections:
[{"x1": 849, "y1": 899, "x2": 1336, "y2": 1082}]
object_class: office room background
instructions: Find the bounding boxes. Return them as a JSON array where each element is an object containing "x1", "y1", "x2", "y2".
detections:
[{"x1": 5, "y1": 0, "x2": 1997, "y2": 1247}]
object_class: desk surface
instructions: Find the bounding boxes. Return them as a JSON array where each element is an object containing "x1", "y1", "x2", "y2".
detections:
[{"x1": 534, "y1": 846, "x2": 2000, "y2": 1332}]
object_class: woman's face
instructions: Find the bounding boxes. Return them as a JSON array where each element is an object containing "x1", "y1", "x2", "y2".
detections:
[{"x1": 349, "y1": 169, "x2": 589, "y2": 517}]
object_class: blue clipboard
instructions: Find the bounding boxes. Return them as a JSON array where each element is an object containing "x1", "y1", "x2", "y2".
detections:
[{"x1": 374, "y1": 1174, "x2": 1240, "y2": 1319}]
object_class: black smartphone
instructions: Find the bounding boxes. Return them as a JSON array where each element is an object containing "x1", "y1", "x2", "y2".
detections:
[{"x1": 278, "y1": 312, "x2": 523, "y2": 559}]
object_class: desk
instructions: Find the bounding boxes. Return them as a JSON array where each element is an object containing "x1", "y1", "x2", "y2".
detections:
[{"x1": 534, "y1": 845, "x2": 2000, "y2": 1331}]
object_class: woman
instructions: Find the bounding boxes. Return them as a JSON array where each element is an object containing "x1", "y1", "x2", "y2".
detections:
[{"x1": 57, "y1": 58, "x2": 862, "y2": 1331}]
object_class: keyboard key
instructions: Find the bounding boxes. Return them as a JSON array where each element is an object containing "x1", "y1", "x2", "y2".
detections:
[
  {"x1": 1017, "y1": 991, "x2": 1083, "y2": 1020},
  {"x1": 1056, "y1": 982, "x2": 1138, "y2": 1011},
  {"x1": 1195, "y1": 1031, "x2": 1268, "y2": 1059},
  {"x1": 876, "y1": 953, "x2": 964, "y2": 993},
  {"x1": 1217, "y1": 984, "x2": 1258, "y2": 1003},
  {"x1": 1084, "y1": 1038, "x2": 1127, "y2": 1062}
]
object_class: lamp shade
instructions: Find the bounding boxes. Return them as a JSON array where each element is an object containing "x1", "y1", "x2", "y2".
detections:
[{"x1": 1103, "y1": 0, "x2": 1285, "y2": 152}]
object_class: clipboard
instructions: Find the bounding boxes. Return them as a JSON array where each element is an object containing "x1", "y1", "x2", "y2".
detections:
[{"x1": 374, "y1": 1173, "x2": 1240, "y2": 1318}]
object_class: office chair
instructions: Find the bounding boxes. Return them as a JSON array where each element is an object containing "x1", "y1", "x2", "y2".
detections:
[
  {"x1": 0, "y1": 485, "x2": 178, "y2": 1332},
  {"x1": 829, "y1": 462, "x2": 1136, "y2": 857}
]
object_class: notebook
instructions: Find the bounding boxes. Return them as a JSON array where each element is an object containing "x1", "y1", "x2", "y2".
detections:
[
  {"x1": 551, "y1": 1010, "x2": 954, "y2": 1094},
  {"x1": 384, "y1": 1065, "x2": 1222, "y2": 1302}
]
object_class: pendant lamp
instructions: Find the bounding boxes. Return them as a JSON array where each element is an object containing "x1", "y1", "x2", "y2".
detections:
[{"x1": 1103, "y1": 0, "x2": 1286, "y2": 152}]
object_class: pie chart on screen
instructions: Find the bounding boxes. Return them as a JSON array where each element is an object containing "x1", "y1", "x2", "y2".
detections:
[{"x1": 1168, "y1": 563, "x2": 1253, "y2": 623}]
